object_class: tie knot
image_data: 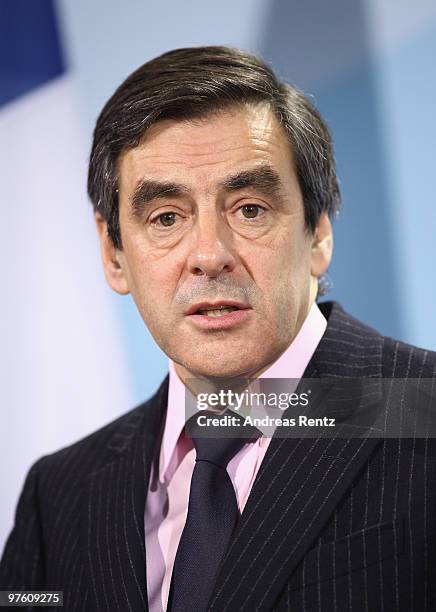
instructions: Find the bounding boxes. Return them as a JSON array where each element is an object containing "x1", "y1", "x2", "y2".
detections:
[{"x1": 186, "y1": 409, "x2": 260, "y2": 468}]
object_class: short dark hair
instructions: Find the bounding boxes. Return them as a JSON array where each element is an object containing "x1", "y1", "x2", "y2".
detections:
[{"x1": 88, "y1": 45, "x2": 340, "y2": 250}]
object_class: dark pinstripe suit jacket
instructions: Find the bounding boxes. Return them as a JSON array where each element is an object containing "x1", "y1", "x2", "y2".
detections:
[{"x1": 1, "y1": 301, "x2": 436, "y2": 611}]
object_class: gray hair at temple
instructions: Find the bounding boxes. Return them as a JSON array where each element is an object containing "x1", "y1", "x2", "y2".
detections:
[{"x1": 87, "y1": 46, "x2": 340, "y2": 295}]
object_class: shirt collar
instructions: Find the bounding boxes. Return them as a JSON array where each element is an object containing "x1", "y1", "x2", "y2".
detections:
[{"x1": 160, "y1": 301, "x2": 327, "y2": 479}]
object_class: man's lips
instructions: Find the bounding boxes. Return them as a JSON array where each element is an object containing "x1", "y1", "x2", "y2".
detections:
[
  {"x1": 184, "y1": 300, "x2": 250, "y2": 315},
  {"x1": 184, "y1": 300, "x2": 252, "y2": 330}
]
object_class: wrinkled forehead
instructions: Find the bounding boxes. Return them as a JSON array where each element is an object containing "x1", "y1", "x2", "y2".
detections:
[{"x1": 116, "y1": 105, "x2": 297, "y2": 198}]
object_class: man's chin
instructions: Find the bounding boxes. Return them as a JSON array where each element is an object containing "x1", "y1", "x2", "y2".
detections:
[{"x1": 178, "y1": 354, "x2": 264, "y2": 381}]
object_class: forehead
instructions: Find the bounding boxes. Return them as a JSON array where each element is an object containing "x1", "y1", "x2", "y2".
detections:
[{"x1": 117, "y1": 105, "x2": 297, "y2": 193}]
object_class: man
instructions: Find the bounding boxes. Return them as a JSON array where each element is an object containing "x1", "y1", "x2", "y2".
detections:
[{"x1": 1, "y1": 46, "x2": 435, "y2": 611}]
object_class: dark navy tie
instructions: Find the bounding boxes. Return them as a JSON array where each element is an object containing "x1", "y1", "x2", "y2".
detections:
[{"x1": 169, "y1": 410, "x2": 259, "y2": 611}]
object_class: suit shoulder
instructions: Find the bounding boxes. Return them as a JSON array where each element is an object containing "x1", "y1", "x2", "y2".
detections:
[
  {"x1": 317, "y1": 301, "x2": 436, "y2": 380},
  {"x1": 381, "y1": 335, "x2": 436, "y2": 378},
  {"x1": 33, "y1": 375, "x2": 168, "y2": 487},
  {"x1": 34, "y1": 398, "x2": 154, "y2": 487}
]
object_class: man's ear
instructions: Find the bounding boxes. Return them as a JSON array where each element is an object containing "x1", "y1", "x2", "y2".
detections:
[
  {"x1": 95, "y1": 212, "x2": 130, "y2": 295},
  {"x1": 310, "y1": 212, "x2": 333, "y2": 278}
]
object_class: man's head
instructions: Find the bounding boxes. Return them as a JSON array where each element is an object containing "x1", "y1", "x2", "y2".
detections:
[{"x1": 88, "y1": 46, "x2": 339, "y2": 381}]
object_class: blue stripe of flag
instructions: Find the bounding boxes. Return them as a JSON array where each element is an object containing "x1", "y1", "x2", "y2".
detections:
[{"x1": 0, "y1": 0, "x2": 65, "y2": 107}]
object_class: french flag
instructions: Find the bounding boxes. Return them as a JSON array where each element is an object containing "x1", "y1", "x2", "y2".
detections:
[{"x1": 0, "y1": 1, "x2": 132, "y2": 549}]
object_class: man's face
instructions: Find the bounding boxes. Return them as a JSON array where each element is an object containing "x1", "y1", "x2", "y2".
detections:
[{"x1": 97, "y1": 105, "x2": 332, "y2": 380}]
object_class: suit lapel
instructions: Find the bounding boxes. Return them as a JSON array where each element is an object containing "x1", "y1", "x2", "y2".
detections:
[
  {"x1": 82, "y1": 377, "x2": 168, "y2": 612},
  {"x1": 209, "y1": 302, "x2": 386, "y2": 611}
]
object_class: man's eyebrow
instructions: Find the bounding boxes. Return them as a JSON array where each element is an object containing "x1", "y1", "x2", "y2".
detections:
[
  {"x1": 129, "y1": 165, "x2": 284, "y2": 217},
  {"x1": 219, "y1": 165, "x2": 284, "y2": 198},
  {"x1": 130, "y1": 179, "x2": 188, "y2": 217}
]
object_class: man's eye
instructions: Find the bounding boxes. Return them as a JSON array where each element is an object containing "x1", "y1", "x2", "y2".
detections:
[
  {"x1": 239, "y1": 204, "x2": 264, "y2": 219},
  {"x1": 154, "y1": 212, "x2": 177, "y2": 227}
]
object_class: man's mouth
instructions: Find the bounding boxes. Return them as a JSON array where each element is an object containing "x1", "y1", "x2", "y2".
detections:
[
  {"x1": 185, "y1": 301, "x2": 249, "y2": 317},
  {"x1": 196, "y1": 306, "x2": 240, "y2": 318},
  {"x1": 184, "y1": 301, "x2": 251, "y2": 329}
]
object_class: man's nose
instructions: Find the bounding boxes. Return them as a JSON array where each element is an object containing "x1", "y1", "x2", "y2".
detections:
[{"x1": 186, "y1": 215, "x2": 236, "y2": 278}]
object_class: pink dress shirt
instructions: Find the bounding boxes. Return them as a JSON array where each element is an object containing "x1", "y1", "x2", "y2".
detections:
[{"x1": 144, "y1": 302, "x2": 327, "y2": 612}]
